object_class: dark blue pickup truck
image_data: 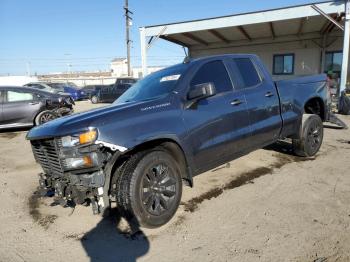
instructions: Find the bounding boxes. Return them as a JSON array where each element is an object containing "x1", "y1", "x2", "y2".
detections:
[{"x1": 27, "y1": 54, "x2": 328, "y2": 228}]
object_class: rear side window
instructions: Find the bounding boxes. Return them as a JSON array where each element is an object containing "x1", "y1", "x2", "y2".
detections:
[
  {"x1": 234, "y1": 58, "x2": 261, "y2": 88},
  {"x1": 7, "y1": 91, "x2": 33, "y2": 102},
  {"x1": 190, "y1": 60, "x2": 233, "y2": 94}
]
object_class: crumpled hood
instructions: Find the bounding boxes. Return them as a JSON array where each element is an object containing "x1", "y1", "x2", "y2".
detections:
[{"x1": 26, "y1": 101, "x2": 145, "y2": 140}]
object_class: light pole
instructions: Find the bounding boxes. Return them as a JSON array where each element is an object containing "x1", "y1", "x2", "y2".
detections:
[{"x1": 64, "y1": 53, "x2": 72, "y2": 75}]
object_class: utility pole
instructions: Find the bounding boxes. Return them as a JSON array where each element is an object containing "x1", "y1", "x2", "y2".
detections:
[
  {"x1": 26, "y1": 61, "x2": 31, "y2": 76},
  {"x1": 124, "y1": 0, "x2": 133, "y2": 76}
]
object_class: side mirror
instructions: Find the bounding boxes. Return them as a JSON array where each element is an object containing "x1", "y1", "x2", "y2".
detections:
[{"x1": 187, "y1": 82, "x2": 216, "y2": 100}]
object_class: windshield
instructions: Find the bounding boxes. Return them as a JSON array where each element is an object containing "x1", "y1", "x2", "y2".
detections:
[
  {"x1": 115, "y1": 63, "x2": 187, "y2": 104},
  {"x1": 47, "y1": 83, "x2": 65, "y2": 92},
  {"x1": 67, "y1": 82, "x2": 81, "y2": 89}
]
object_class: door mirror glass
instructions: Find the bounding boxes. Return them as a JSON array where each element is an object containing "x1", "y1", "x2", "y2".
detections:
[{"x1": 188, "y1": 82, "x2": 216, "y2": 100}]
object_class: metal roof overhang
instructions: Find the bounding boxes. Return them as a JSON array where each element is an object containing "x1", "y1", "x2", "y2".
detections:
[
  {"x1": 140, "y1": 1, "x2": 345, "y2": 51},
  {"x1": 140, "y1": 1, "x2": 349, "y2": 93},
  {"x1": 142, "y1": 1, "x2": 346, "y2": 48}
]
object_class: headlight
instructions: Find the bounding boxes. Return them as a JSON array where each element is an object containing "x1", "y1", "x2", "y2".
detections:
[
  {"x1": 61, "y1": 129, "x2": 97, "y2": 147},
  {"x1": 65, "y1": 152, "x2": 99, "y2": 169}
]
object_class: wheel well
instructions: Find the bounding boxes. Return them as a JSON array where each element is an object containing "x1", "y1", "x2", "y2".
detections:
[
  {"x1": 119, "y1": 139, "x2": 192, "y2": 186},
  {"x1": 304, "y1": 97, "x2": 325, "y2": 121}
]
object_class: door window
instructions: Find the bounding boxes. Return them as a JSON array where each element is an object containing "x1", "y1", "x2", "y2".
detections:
[
  {"x1": 190, "y1": 60, "x2": 233, "y2": 94},
  {"x1": 234, "y1": 58, "x2": 262, "y2": 88},
  {"x1": 7, "y1": 91, "x2": 33, "y2": 102}
]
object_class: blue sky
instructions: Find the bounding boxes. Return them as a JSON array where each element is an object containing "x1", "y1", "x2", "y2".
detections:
[{"x1": 0, "y1": 0, "x2": 327, "y2": 75}]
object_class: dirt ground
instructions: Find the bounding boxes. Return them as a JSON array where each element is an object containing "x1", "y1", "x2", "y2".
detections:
[{"x1": 0, "y1": 101, "x2": 350, "y2": 262}]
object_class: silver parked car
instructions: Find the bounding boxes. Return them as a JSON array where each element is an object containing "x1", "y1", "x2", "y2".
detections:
[{"x1": 24, "y1": 82, "x2": 65, "y2": 94}]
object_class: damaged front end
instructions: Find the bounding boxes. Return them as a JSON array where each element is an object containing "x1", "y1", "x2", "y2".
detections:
[{"x1": 30, "y1": 129, "x2": 123, "y2": 214}]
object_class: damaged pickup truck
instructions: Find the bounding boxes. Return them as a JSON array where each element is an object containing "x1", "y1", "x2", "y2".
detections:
[{"x1": 27, "y1": 54, "x2": 327, "y2": 228}]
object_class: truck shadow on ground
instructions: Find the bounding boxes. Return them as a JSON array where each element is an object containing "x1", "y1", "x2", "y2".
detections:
[
  {"x1": 263, "y1": 140, "x2": 295, "y2": 156},
  {"x1": 0, "y1": 127, "x2": 30, "y2": 138},
  {"x1": 80, "y1": 208, "x2": 150, "y2": 262}
]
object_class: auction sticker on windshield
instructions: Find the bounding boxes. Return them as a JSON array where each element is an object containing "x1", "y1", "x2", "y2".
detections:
[{"x1": 160, "y1": 74, "x2": 180, "y2": 82}]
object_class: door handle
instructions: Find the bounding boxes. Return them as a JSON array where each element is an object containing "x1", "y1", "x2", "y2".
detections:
[
  {"x1": 265, "y1": 92, "x2": 274, "y2": 97},
  {"x1": 230, "y1": 99, "x2": 243, "y2": 106}
]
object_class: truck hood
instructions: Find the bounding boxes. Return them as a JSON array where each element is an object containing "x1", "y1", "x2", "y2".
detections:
[{"x1": 26, "y1": 101, "x2": 147, "y2": 140}]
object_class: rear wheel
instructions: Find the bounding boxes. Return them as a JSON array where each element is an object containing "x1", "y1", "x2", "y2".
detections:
[
  {"x1": 112, "y1": 150, "x2": 182, "y2": 228},
  {"x1": 91, "y1": 95, "x2": 99, "y2": 104},
  {"x1": 293, "y1": 114, "x2": 323, "y2": 157},
  {"x1": 35, "y1": 110, "x2": 57, "y2": 125}
]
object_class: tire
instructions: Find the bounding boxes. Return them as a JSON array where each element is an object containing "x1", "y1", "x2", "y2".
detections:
[
  {"x1": 113, "y1": 150, "x2": 183, "y2": 228},
  {"x1": 292, "y1": 114, "x2": 323, "y2": 157},
  {"x1": 91, "y1": 95, "x2": 99, "y2": 104},
  {"x1": 35, "y1": 110, "x2": 57, "y2": 126}
]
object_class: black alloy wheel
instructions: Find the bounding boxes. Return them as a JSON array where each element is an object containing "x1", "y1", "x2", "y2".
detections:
[
  {"x1": 293, "y1": 114, "x2": 323, "y2": 157},
  {"x1": 114, "y1": 150, "x2": 183, "y2": 228},
  {"x1": 140, "y1": 163, "x2": 177, "y2": 216}
]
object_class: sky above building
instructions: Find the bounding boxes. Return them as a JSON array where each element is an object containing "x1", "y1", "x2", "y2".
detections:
[{"x1": 0, "y1": 0, "x2": 328, "y2": 75}]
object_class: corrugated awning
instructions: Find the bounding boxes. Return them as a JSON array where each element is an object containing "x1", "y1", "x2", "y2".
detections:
[{"x1": 142, "y1": 1, "x2": 345, "y2": 47}]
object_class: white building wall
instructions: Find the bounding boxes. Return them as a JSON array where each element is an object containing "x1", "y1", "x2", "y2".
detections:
[
  {"x1": 190, "y1": 36, "x2": 344, "y2": 80},
  {"x1": 0, "y1": 76, "x2": 38, "y2": 86}
]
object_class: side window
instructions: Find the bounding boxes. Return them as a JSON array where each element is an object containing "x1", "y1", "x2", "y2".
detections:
[
  {"x1": 190, "y1": 60, "x2": 233, "y2": 94},
  {"x1": 234, "y1": 58, "x2": 262, "y2": 88},
  {"x1": 7, "y1": 91, "x2": 33, "y2": 102},
  {"x1": 273, "y1": 54, "x2": 294, "y2": 75}
]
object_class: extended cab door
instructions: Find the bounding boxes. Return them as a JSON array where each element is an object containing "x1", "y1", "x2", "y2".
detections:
[
  {"x1": 182, "y1": 59, "x2": 251, "y2": 173},
  {"x1": 2, "y1": 89, "x2": 41, "y2": 126},
  {"x1": 228, "y1": 57, "x2": 282, "y2": 149}
]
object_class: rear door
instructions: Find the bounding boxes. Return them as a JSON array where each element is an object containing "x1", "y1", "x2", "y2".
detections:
[
  {"x1": 2, "y1": 89, "x2": 41, "y2": 126},
  {"x1": 115, "y1": 84, "x2": 131, "y2": 99},
  {"x1": 182, "y1": 59, "x2": 251, "y2": 172},
  {"x1": 229, "y1": 57, "x2": 281, "y2": 148},
  {"x1": 100, "y1": 85, "x2": 114, "y2": 102}
]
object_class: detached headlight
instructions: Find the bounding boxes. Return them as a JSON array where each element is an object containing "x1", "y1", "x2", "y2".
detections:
[
  {"x1": 61, "y1": 129, "x2": 97, "y2": 147},
  {"x1": 65, "y1": 152, "x2": 99, "y2": 169}
]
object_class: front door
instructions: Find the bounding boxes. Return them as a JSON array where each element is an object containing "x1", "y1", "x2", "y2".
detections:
[{"x1": 182, "y1": 60, "x2": 251, "y2": 173}]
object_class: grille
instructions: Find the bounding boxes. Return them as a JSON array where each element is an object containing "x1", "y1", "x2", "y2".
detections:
[{"x1": 31, "y1": 138, "x2": 64, "y2": 175}]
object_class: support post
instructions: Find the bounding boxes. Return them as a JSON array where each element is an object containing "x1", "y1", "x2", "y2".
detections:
[
  {"x1": 340, "y1": 0, "x2": 350, "y2": 93},
  {"x1": 140, "y1": 27, "x2": 148, "y2": 77},
  {"x1": 321, "y1": 34, "x2": 327, "y2": 73}
]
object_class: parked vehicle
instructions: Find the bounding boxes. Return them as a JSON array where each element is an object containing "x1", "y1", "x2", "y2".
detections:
[
  {"x1": 82, "y1": 85, "x2": 105, "y2": 97},
  {"x1": 47, "y1": 83, "x2": 88, "y2": 101},
  {"x1": 27, "y1": 54, "x2": 328, "y2": 228},
  {"x1": 90, "y1": 77, "x2": 137, "y2": 103},
  {"x1": 24, "y1": 82, "x2": 65, "y2": 94},
  {"x1": 0, "y1": 86, "x2": 73, "y2": 129}
]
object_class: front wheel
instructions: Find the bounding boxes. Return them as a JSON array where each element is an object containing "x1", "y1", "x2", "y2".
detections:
[
  {"x1": 293, "y1": 114, "x2": 323, "y2": 157},
  {"x1": 91, "y1": 95, "x2": 99, "y2": 104},
  {"x1": 113, "y1": 150, "x2": 182, "y2": 228}
]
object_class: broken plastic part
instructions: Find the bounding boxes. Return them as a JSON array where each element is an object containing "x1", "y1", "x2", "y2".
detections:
[{"x1": 95, "y1": 140, "x2": 127, "y2": 152}]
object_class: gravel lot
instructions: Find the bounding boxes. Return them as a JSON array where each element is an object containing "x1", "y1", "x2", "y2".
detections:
[{"x1": 0, "y1": 101, "x2": 349, "y2": 262}]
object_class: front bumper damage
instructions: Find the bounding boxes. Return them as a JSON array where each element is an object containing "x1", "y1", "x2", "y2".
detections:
[{"x1": 32, "y1": 138, "x2": 123, "y2": 214}]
